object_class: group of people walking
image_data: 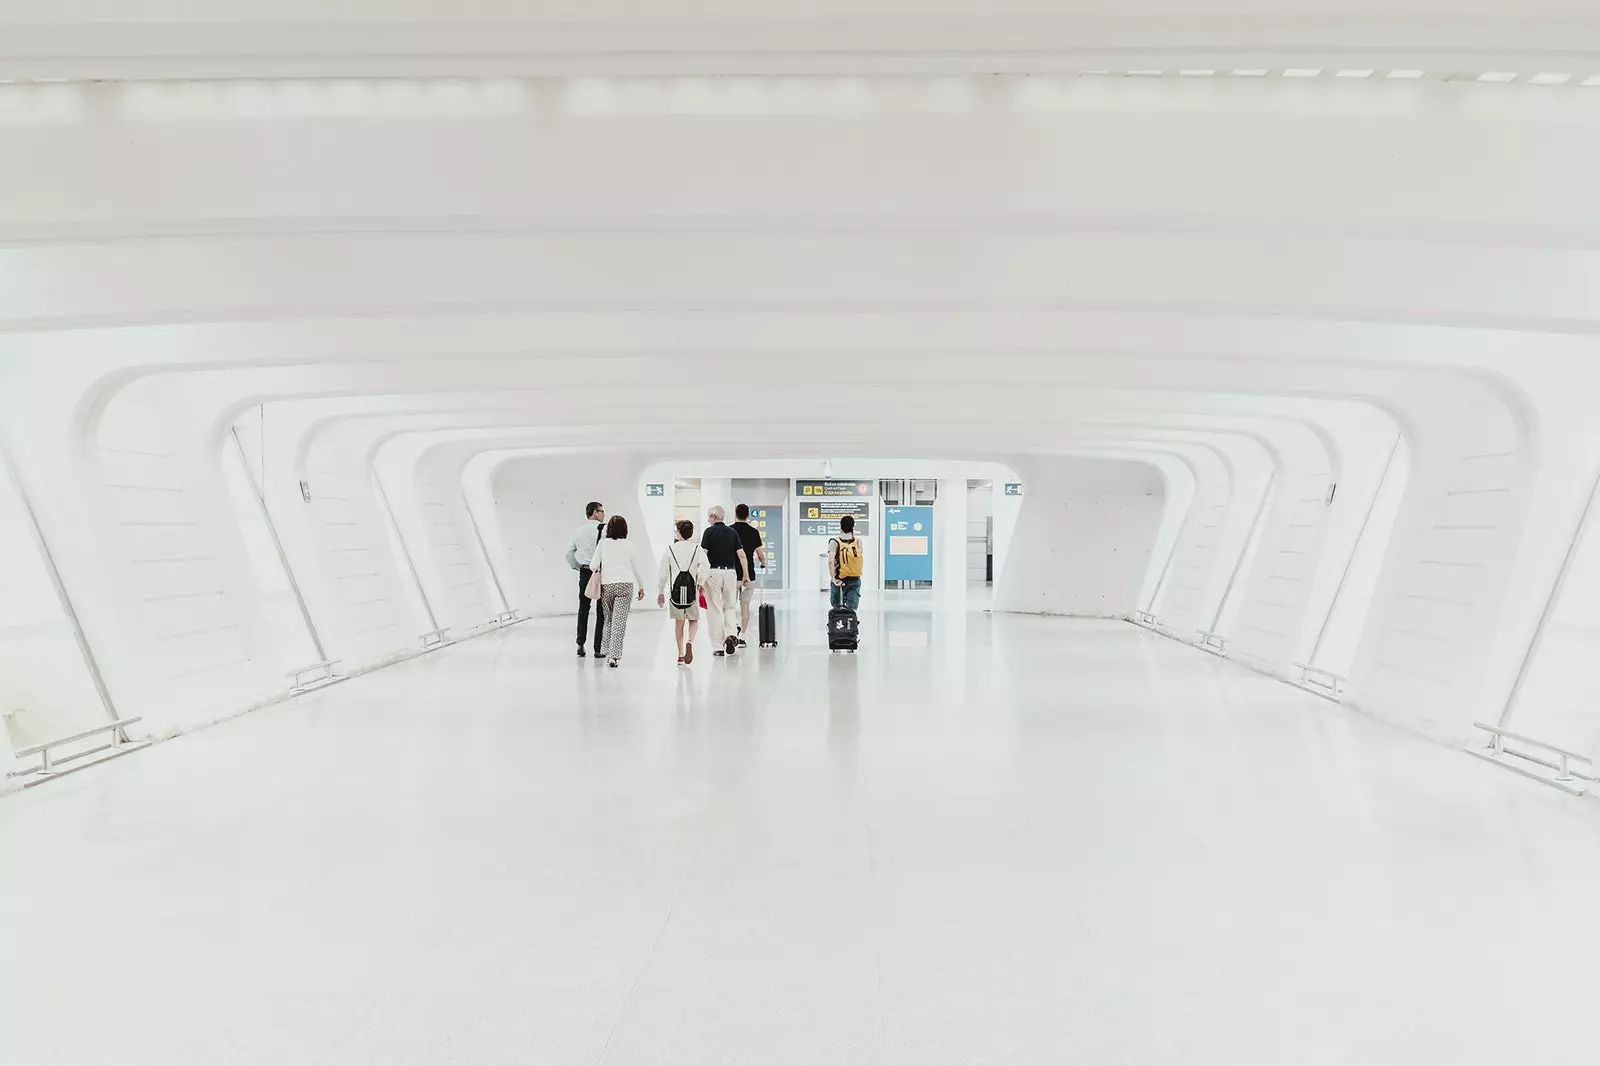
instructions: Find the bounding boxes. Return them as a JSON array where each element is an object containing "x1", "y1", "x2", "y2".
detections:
[{"x1": 566, "y1": 501, "x2": 766, "y2": 668}]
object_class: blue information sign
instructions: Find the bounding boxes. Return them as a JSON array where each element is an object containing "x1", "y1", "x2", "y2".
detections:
[{"x1": 883, "y1": 506, "x2": 934, "y2": 583}]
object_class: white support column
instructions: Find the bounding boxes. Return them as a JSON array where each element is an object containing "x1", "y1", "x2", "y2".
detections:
[
  {"x1": 935, "y1": 478, "x2": 968, "y2": 602},
  {"x1": 0, "y1": 714, "x2": 17, "y2": 783},
  {"x1": 700, "y1": 478, "x2": 733, "y2": 520}
]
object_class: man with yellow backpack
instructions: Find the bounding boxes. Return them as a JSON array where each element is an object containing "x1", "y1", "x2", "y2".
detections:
[{"x1": 827, "y1": 515, "x2": 864, "y2": 651}]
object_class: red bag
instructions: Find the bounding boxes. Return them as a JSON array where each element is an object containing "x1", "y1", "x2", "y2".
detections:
[{"x1": 699, "y1": 592, "x2": 708, "y2": 609}]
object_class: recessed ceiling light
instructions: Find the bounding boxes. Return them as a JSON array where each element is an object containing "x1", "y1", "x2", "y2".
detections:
[
  {"x1": 1583, "y1": 75, "x2": 1600, "y2": 86},
  {"x1": 1231, "y1": 69, "x2": 1269, "y2": 77},
  {"x1": 1178, "y1": 70, "x2": 1217, "y2": 77},
  {"x1": 1126, "y1": 70, "x2": 1164, "y2": 77},
  {"x1": 1080, "y1": 70, "x2": 1111, "y2": 76},
  {"x1": 1386, "y1": 70, "x2": 1425, "y2": 79},
  {"x1": 1283, "y1": 69, "x2": 1322, "y2": 78},
  {"x1": 1336, "y1": 69, "x2": 1375, "y2": 79},
  {"x1": 1530, "y1": 72, "x2": 1572, "y2": 85},
  {"x1": 1477, "y1": 72, "x2": 1518, "y2": 82}
]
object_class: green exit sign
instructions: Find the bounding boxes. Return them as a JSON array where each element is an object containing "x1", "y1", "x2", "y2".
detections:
[{"x1": 646, "y1": 483, "x2": 666, "y2": 497}]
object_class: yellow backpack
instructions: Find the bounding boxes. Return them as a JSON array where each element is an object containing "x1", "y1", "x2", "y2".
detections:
[{"x1": 834, "y1": 536, "x2": 863, "y2": 579}]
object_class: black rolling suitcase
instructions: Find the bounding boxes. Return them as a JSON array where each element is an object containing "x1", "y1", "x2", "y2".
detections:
[
  {"x1": 828, "y1": 602, "x2": 859, "y2": 652},
  {"x1": 758, "y1": 588, "x2": 778, "y2": 648}
]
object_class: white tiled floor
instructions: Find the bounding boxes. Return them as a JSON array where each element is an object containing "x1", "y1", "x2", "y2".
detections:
[{"x1": 4, "y1": 597, "x2": 1600, "y2": 1065}]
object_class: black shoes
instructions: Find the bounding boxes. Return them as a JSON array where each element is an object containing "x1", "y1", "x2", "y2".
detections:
[
  {"x1": 724, "y1": 635, "x2": 738, "y2": 656},
  {"x1": 576, "y1": 646, "x2": 586, "y2": 658}
]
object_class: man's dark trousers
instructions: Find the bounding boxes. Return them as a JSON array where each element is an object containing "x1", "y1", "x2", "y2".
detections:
[{"x1": 577, "y1": 565, "x2": 605, "y2": 652}]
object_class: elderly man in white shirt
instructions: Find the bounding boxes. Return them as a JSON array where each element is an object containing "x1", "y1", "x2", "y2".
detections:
[{"x1": 564, "y1": 501, "x2": 606, "y2": 658}]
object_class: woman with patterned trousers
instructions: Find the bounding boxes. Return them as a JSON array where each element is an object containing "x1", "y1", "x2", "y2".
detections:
[{"x1": 587, "y1": 515, "x2": 650, "y2": 668}]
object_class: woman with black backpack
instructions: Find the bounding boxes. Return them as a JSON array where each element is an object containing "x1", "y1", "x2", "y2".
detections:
[{"x1": 657, "y1": 519, "x2": 711, "y2": 665}]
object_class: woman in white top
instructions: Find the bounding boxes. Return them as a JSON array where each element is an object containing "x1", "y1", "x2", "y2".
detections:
[
  {"x1": 657, "y1": 519, "x2": 712, "y2": 665},
  {"x1": 589, "y1": 515, "x2": 650, "y2": 668}
]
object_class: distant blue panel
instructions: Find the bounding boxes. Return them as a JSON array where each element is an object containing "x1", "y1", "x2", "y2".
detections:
[{"x1": 883, "y1": 506, "x2": 934, "y2": 582}]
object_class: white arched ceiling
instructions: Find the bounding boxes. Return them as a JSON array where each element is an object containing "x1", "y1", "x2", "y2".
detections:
[
  {"x1": 5, "y1": 15, "x2": 1599, "y2": 755},
  {"x1": 4, "y1": 1, "x2": 1600, "y2": 80}
]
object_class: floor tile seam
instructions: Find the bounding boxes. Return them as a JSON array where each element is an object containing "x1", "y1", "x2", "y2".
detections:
[
  {"x1": 590, "y1": 813, "x2": 717, "y2": 1066},
  {"x1": 857, "y1": 698, "x2": 892, "y2": 1066},
  {"x1": 755, "y1": 629, "x2": 890, "y2": 1063},
  {"x1": 590, "y1": 636, "x2": 797, "y2": 1066}
]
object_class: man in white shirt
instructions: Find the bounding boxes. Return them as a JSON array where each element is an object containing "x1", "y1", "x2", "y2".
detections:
[{"x1": 564, "y1": 501, "x2": 606, "y2": 657}]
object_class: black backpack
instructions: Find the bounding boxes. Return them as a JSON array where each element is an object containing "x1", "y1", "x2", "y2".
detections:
[{"x1": 670, "y1": 545, "x2": 699, "y2": 609}]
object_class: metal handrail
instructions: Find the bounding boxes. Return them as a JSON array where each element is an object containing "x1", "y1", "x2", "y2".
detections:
[
  {"x1": 1473, "y1": 722, "x2": 1593, "y2": 764},
  {"x1": 285, "y1": 659, "x2": 340, "y2": 680},
  {"x1": 15, "y1": 717, "x2": 143, "y2": 759},
  {"x1": 1294, "y1": 661, "x2": 1346, "y2": 681}
]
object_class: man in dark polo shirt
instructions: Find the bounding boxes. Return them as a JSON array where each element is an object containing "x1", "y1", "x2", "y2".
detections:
[
  {"x1": 700, "y1": 505, "x2": 749, "y2": 657},
  {"x1": 731, "y1": 504, "x2": 767, "y2": 646}
]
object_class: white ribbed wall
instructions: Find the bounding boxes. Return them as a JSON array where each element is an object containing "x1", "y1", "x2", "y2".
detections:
[
  {"x1": 4, "y1": 55, "x2": 1600, "y2": 767},
  {"x1": 993, "y1": 458, "x2": 1166, "y2": 617}
]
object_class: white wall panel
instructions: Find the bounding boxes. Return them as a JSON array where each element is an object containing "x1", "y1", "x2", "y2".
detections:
[
  {"x1": 1348, "y1": 390, "x2": 1531, "y2": 741},
  {"x1": 0, "y1": 441, "x2": 108, "y2": 759},
  {"x1": 491, "y1": 452, "x2": 652, "y2": 619},
  {"x1": 1500, "y1": 468, "x2": 1600, "y2": 761},
  {"x1": 1229, "y1": 467, "x2": 1333, "y2": 672},
  {"x1": 1311, "y1": 437, "x2": 1409, "y2": 678},
  {"x1": 994, "y1": 457, "x2": 1165, "y2": 618},
  {"x1": 1152, "y1": 448, "x2": 1231, "y2": 637},
  {"x1": 295, "y1": 459, "x2": 421, "y2": 656},
  {"x1": 91, "y1": 429, "x2": 279, "y2": 728},
  {"x1": 414, "y1": 478, "x2": 488, "y2": 626}
]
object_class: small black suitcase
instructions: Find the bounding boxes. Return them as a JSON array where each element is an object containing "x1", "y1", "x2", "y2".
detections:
[
  {"x1": 758, "y1": 601, "x2": 777, "y2": 647},
  {"x1": 828, "y1": 605, "x2": 859, "y2": 652}
]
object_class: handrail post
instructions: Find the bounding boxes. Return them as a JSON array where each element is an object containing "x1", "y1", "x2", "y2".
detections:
[
  {"x1": 461, "y1": 490, "x2": 512, "y2": 614},
  {"x1": 373, "y1": 469, "x2": 440, "y2": 631},
  {"x1": 1208, "y1": 473, "x2": 1274, "y2": 634},
  {"x1": 230, "y1": 428, "x2": 327, "y2": 662},
  {"x1": 1497, "y1": 466, "x2": 1600, "y2": 729},
  {"x1": 1, "y1": 441, "x2": 122, "y2": 728},
  {"x1": 1308, "y1": 432, "x2": 1402, "y2": 666}
]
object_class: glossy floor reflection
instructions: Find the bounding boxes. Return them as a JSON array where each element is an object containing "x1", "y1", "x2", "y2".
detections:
[{"x1": 3, "y1": 596, "x2": 1599, "y2": 1065}]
